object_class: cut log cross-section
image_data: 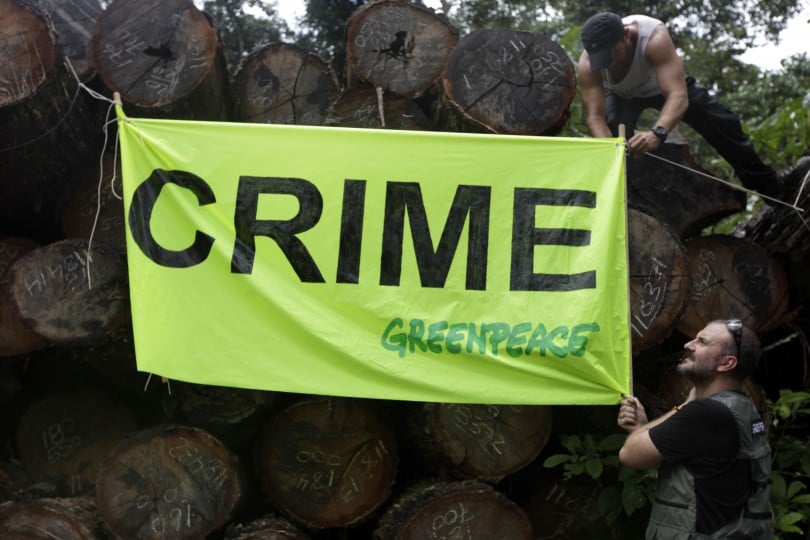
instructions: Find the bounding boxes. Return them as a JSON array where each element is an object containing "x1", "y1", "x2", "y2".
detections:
[
  {"x1": 32, "y1": 0, "x2": 104, "y2": 81},
  {"x1": 678, "y1": 235, "x2": 790, "y2": 337},
  {"x1": 92, "y1": 0, "x2": 231, "y2": 119},
  {"x1": 345, "y1": 0, "x2": 458, "y2": 99},
  {"x1": 627, "y1": 209, "x2": 690, "y2": 353},
  {"x1": 374, "y1": 480, "x2": 533, "y2": 539},
  {"x1": 4, "y1": 239, "x2": 129, "y2": 344},
  {"x1": 255, "y1": 397, "x2": 398, "y2": 529},
  {"x1": 95, "y1": 424, "x2": 243, "y2": 539},
  {"x1": 442, "y1": 29, "x2": 576, "y2": 135},
  {"x1": 419, "y1": 403, "x2": 552, "y2": 482},
  {"x1": 325, "y1": 85, "x2": 431, "y2": 129},
  {"x1": 233, "y1": 43, "x2": 339, "y2": 125}
]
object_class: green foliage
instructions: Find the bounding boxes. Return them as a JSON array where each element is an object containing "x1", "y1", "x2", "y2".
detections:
[
  {"x1": 543, "y1": 432, "x2": 657, "y2": 525},
  {"x1": 768, "y1": 390, "x2": 810, "y2": 539}
]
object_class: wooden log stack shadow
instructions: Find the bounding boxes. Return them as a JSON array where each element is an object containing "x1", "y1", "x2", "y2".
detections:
[{"x1": 1, "y1": 0, "x2": 810, "y2": 538}]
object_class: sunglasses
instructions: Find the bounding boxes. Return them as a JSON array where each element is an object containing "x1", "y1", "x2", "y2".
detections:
[{"x1": 726, "y1": 319, "x2": 743, "y2": 358}]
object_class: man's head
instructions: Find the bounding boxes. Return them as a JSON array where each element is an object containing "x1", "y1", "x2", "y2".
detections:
[
  {"x1": 581, "y1": 12, "x2": 625, "y2": 71},
  {"x1": 679, "y1": 320, "x2": 762, "y2": 385}
]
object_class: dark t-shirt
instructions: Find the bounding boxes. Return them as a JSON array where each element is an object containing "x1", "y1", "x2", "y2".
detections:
[{"x1": 649, "y1": 398, "x2": 751, "y2": 534}]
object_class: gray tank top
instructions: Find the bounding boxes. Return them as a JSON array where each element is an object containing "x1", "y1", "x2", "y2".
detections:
[{"x1": 602, "y1": 15, "x2": 663, "y2": 98}]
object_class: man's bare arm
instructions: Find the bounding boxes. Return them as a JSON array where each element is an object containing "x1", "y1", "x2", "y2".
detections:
[{"x1": 577, "y1": 52, "x2": 613, "y2": 138}]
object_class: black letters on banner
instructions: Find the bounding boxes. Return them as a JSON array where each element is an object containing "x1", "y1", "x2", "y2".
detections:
[
  {"x1": 231, "y1": 176, "x2": 325, "y2": 281},
  {"x1": 511, "y1": 188, "x2": 596, "y2": 292},
  {"x1": 129, "y1": 169, "x2": 216, "y2": 268},
  {"x1": 380, "y1": 183, "x2": 491, "y2": 289},
  {"x1": 336, "y1": 180, "x2": 366, "y2": 283}
]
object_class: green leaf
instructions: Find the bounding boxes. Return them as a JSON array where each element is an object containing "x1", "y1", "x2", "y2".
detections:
[
  {"x1": 585, "y1": 457, "x2": 603, "y2": 479},
  {"x1": 543, "y1": 454, "x2": 572, "y2": 468}
]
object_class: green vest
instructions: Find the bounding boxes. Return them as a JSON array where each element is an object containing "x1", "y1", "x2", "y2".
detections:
[{"x1": 646, "y1": 391, "x2": 773, "y2": 540}]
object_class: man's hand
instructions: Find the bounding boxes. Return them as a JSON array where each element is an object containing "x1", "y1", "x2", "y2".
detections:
[
  {"x1": 618, "y1": 395, "x2": 648, "y2": 433},
  {"x1": 626, "y1": 130, "x2": 661, "y2": 157}
]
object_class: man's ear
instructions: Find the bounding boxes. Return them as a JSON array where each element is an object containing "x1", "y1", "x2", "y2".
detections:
[{"x1": 718, "y1": 355, "x2": 738, "y2": 373}]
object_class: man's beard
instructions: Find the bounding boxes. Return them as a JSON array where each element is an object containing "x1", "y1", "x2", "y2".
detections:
[{"x1": 676, "y1": 353, "x2": 715, "y2": 385}]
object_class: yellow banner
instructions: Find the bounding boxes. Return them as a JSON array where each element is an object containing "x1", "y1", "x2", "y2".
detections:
[{"x1": 117, "y1": 105, "x2": 630, "y2": 404}]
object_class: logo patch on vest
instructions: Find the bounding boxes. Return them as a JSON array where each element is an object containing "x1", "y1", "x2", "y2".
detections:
[{"x1": 751, "y1": 420, "x2": 766, "y2": 436}]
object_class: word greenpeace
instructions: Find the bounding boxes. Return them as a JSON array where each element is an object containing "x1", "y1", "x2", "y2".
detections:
[
  {"x1": 128, "y1": 169, "x2": 598, "y2": 292},
  {"x1": 381, "y1": 318, "x2": 600, "y2": 358}
]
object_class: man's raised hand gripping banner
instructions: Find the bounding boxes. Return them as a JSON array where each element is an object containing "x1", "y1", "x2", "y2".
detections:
[{"x1": 116, "y1": 105, "x2": 630, "y2": 404}]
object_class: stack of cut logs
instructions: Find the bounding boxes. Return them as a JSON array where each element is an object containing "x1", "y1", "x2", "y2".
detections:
[{"x1": 1, "y1": 0, "x2": 809, "y2": 537}]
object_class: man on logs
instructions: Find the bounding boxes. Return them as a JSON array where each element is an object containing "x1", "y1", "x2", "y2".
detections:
[
  {"x1": 577, "y1": 12, "x2": 783, "y2": 199},
  {"x1": 617, "y1": 320, "x2": 773, "y2": 538}
]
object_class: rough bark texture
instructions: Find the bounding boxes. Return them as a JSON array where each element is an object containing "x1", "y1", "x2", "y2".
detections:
[
  {"x1": 346, "y1": 0, "x2": 458, "y2": 98},
  {"x1": 233, "y1": 43, "x2": 339, "y2": 125},
  {"x1": 442, "y1": 29, "x2": 575, "y2": 135}
]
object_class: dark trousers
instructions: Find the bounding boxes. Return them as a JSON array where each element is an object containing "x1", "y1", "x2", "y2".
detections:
[{"x1": 605, "y1": 76, "x2": 776, "y2": 190}]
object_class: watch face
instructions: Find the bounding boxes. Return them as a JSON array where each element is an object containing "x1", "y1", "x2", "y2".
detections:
[{"x1": 653, "y1": 126, "x2": 667, "y2": 140}]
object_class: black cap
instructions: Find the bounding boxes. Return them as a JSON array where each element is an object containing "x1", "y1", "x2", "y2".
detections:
[{"x1": 581, "y1": 12, "x2": 624, "y2": 71}]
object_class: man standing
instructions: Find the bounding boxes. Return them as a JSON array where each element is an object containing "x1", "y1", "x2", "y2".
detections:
[
  {"x1": 577, "y1": 12, "x2": 781, "y2": 197},
  {"x1": 617, "y1": 320, "x2": 773, "y2": 538}
]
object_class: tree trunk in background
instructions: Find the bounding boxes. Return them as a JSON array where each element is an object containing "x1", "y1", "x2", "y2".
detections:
[
  {"x1": 4, "y1": 238, "x2": 129, "y2": 344},
  {"x1": 91, "y1": 0, "x2": 231, "y2": 120},
  {"x1": 32, "y1": 0, "x2": 103, "y2": 82},
  {"x1": 233, "y1": 43, "x2": 339, "y2": 126},
  {"x1": 325, "y1": 84, "x2": 432, "y2": 129},
  {"x1": 677, "y1": 235, "x2": 789, "y2": 337},
  {"x1": 627, "y1": 208, "x2": 690, "y2": 354},
  {"x1": 255, "y1": 397, "x2": 398, "y2": 530},
  {"x1": 0, "y1": 0, "x2": 104, "y2": 240},
  {"x1": 374, "y1": 480, "x2": 533, "y2": 540},
  {"x1": 345, "y1": 0, "x2": 458, "y2": 98},
  {"x1": 627, "y1": 143, "x2": 747, "y2": 239},
  {"x1": 95, "y1": 424, "x2": 242, "y2": 539},
  {"x1": 442, "y1": 29, "x2": 575, "y2": 135}
]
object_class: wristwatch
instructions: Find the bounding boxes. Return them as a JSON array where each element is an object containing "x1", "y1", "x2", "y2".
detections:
[{"x1": 651, "y1": 125, "x2": 668, "y2": 143}]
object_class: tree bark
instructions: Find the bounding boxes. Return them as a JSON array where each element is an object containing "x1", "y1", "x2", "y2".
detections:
[
  {"x1": 345, "y1": 0, "x2": 458, "y2": 99},
  {"x1": 255, "y1": 397, "x2": 398, "y2": 530},
  {"x1": 95, "y1": 424, "x2": 243, "y2": 539},
  {"x1": 4, "y1": 238, "x2": 129, "y2": 344},
  {"x1": 677, "y1": 234, "x2": 789, "y2": 337},
  {"x1": 374, "y1": 480, "x2": 533, "y2": 539},
  {"x1": 92, "y1": 0, "x2": 231, "y2": 120},
  {"x1": 233, "y1": 43, "x2": 339, "y2": 125},
  {"x1": 324, "y1": 84, "x2": 432, "y2": 129},
  {"x1": 441, "y1": 29, "x2": 575, "y2": 135},
  {"x1": 628, "y1": 208, "x2": 690, "y2": 354}
]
